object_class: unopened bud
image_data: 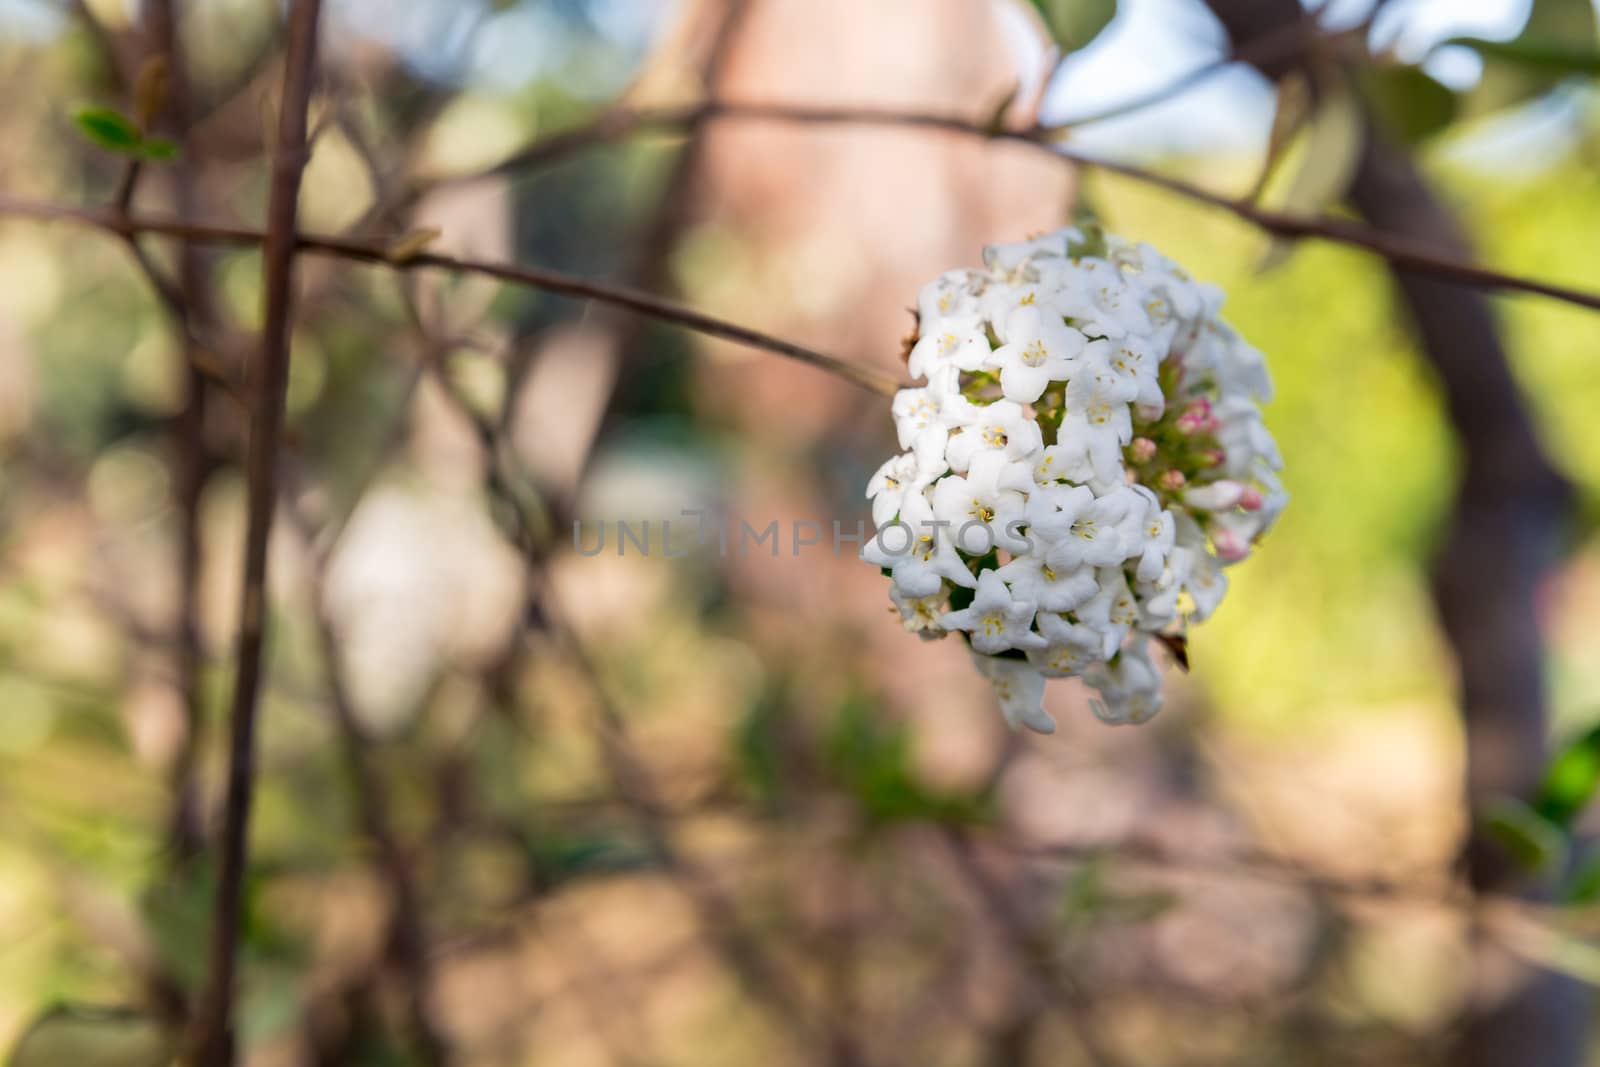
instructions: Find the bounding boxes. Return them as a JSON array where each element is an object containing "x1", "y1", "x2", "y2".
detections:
[
  {"x1": 1129, "y1": 437, "x2": 1157, "y2": 462},
  {"x1": 1211, "y1": 527, "x2": 1249, "y2": 562},
  {"x1": 1158, "y1": 469, "x2": 1187, "y2": 491}
]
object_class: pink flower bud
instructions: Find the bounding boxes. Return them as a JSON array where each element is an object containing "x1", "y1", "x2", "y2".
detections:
[
  {"x1": 1202, "y1": 448, "x2": 1225, "y2": 468},
  {"x1": 1129, "y1": 437, "x2": 1157, "y2": 462},
  {"x1": 1158, "y1": 469, "x2": 1187, "y2": 491},
  {"x1": 1175, "y1": 413, "x2": 1203, "y2": 436},
  {"x1": 1211, "y1": 527, "x2": 1249, "y2": 562},
  {"x1": 1239, "y1": 486, "x2": 1264, "y2": 512}
]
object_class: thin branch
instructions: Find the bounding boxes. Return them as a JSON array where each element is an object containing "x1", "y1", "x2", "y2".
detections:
[
  {"x1": 0, "y1": 196, "x2": 904, "y2": 396},
  {"x1": 188, "y1": 1, "x2": 323, "y2": 1063},
  {"x1": 414, "y1": 325, "x2": 826, "y2": 1055},
  {"x1": 415, "y1": 100, "x2": 1600, "y2": 316},
  {"x1": 291, "y1": 512, "x2": 450, "y2": 1066},
  {"x1": 942, "y1": 828, "x2": 1125, "y2": 1067},
  {"x1": 144, "y1": 0, "x2": 218, "y2": 867}
]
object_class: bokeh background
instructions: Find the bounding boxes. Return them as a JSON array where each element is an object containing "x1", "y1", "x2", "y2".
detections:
[{"x1": 1, "y1": 0, "x2": 1599, "y2": 1063}]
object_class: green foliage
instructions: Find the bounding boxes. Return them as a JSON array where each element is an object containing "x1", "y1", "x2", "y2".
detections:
[
  {"x1": 1359, "y1": 66, "x2": 1458, "y2": 146},
  {"x1": 825, "y1": 696, "x2": 990, "y2": 827},
  {"x1": 1059, "y1": 858, "x2": 1179, "y2": 928},
  {"x1": 522, "y1": 827, "x2": 654, "y2": 889},
  {"x1": 1480, "y1": 796, "x2": 1568, "y2": 877},
  {"x1": 5, "y1": 1004, "x2": 169, "y2": 1067},
  {"x1": 1027, "y1": 0, "x2": 1118, "y2": 54},
  {"x1": 1562, "y1": 852, "x2": 1600, "y2": 903},
  {"x1": 1263, "y1": 72, "x2": 1361, "y2": 263},
  {"x1": 1535, "y1": 721, "x2": 1600, "y2": 829},
  {"x1": 71, "y1": 108, "x2": 140, "y2": 152},
  {"x1": 70, "y1": 107, "x2": 181, "y2": 162},
  {"x1": 734, "y1": 685, "x2": 790, "y2": 810},
  {"x1": 1450, "y1": 0, "x2": 1599, "y2": 117}
]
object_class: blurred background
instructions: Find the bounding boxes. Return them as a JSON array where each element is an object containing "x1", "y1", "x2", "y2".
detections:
[{"x1": 1, "y1": 0, "x2": 1599, "y2": 1063}]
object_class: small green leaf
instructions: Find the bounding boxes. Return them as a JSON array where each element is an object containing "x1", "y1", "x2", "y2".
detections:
[
  {"x1": 1480, "y1": 796, "x2": 1568, "y2": 876},
  {"x1": 72, "y1": 107, "x2": 143, "y2": 153},
  {"x1": 136, "y1": 137, "x2": 179, "y2": 161},
  {"x1": 1445, "y1": 35, "x2": 1600, "y2": 75},
  {"x1": 1027, "y1": 0, "x2": 1118, "y2": 54},
  {"x1": 6, "y1": 1004, "x2": 170, "y2": 1067},
  {"x1": 1359, "y1": 65, "x2": 1459, "y2": 146},
  {"x1": 1536, "y1": 722, "x2": 1600, "y2": 829}
]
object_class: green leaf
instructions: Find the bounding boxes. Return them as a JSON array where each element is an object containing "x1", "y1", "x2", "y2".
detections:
[
  {"x1": 1480, "y1": 796, "x2": 1568, "y2": 876},
  {"x1": 1450, "y1": 0, "x2": 1599, "y2": 117},
  {"x1": 6, "y1": 1004, "x2": 170, "y2": 1067},
  {"x1": 136, "y1": 137, "x2": 179, "y2": 162},
  {"x1": 523, "y1": 828, "x2": 653, "y2": 888},
  {"x1": 1359, "y1": 65, "x2": 1459, "y2": 146},
  {"x1": 1536, "y1": 722, "x2": 1600, "y2": 829},
  {"x1": 1058, "y1": 858, "x2": 1179, "y2": 927},
  {"x1": 825, "y1": 696, "x2": 989, "y2": 826},
  {"x1": 1259, "y1": 70, "x2": 1362, "y2": 270},
  {"x1": 1562, "y1": 852, "x2": 1600, "y2": 903},
  {"x1": 1446, "y1": 35, "x2": 1600, "y2": 76},
  {"x1": 72, "y1": 107, "x2": 143, "y2": 154},
  {"x1": 1028, "y1": 0, "x2": 1118, "y2": 54}
]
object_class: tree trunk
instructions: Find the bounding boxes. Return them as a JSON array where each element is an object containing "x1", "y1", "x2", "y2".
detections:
[{"x1": 1200, "y1": 4, "x2": 1582, "y2": 1065}]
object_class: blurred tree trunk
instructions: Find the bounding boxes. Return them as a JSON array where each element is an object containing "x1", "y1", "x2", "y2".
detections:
[{"x1": 1200, "y1": 4, "x2": 1582, "y2": 1066}]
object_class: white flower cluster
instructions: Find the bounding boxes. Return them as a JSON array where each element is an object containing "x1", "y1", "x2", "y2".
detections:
[{"x1": 863, "y1": 226, "x2": 1286, "y2": 733}]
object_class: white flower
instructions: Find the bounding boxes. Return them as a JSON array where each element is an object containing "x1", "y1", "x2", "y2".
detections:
[
  {"x1": 1120, "y1": 487, "x2": 1176, "y2": 583},
  {"x1": 1031, "y1": 441, "x2": 1096, "y2": 486},
  {"x1": 866, "y1": 225, "x2": 1283, "y2": 735},
  {"x1": 994, "y1": 554, "x2": 1100, "y2": 613},
  {"x1": 866, "y1": 453, "x2": 921, "y2": 528},
  {"x1": 1028, "y1": 611, "x2": 1105, "y2": 677},
  {"x1": 944, "y1": 398, "x2": 1043, "y2": 474},
  {"x1": 971, "y1": 652, "x2": 1055, "y2": 734},
  {"x1": 1086, "y1": 638, "x2": 1164, "y2": 724},
  {"x1": 891, "y1": 586, "x2": 950, "y2": 638},
  {"x1": 1104, "y1": 333, "x2": 1165, "y2": 412},
  {"x1": 891, "y1": 388, "x2": 946, "y2": 450},
  {"x1": 940, "y1": 571, "x2": 1047, "y2": 655},
  {"x1": 908, "y1": 315, "x2": 990, "y2": 381},
  {"x1": 862, "y1": 492, "x2": 976, "y2": 598},
  {"x1": 918, "y1": 270, "x2": 979, "y2": 322},
  {"x1": 932, "y1": 451, "x2": 1030, "y2": 555},
  {"x1": 1050, "y1": 258, "x2": 1153, "y2": 340},
  {"x1": 1022, "y1": 482, "x2": 1095, "y2": 544},
  {"x1": 987, "y1": 304, "x2": 1086, "y2": 404},
  {"x1": 983, "y1": 230, "x2": 1078, "y2": 276},
  {"x1": 1042, "y1": 489, "x2": 1136, "y2": 571}
]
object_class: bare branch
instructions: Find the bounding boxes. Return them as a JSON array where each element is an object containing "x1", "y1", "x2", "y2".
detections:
[
  {"x1": 187, "y1": 0, "x2": 323, "y2": 1062},
  {"x1": 0, "y1": 196, "x2": 905, "y2": 397},
  {"x1": 417, "y1": 100, "x2": 1600, "y2": 316}
]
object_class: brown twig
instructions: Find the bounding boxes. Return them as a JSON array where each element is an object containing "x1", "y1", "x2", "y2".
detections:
[
  {"x1": 291, "y1": 511, "x2": 450, "y2": 1066},
  {"x1": 413, "y1": 100, "x2": 1600, "y2": 315},
  {"x1": 942, "y1": 828, "x2": 1125, "y2": 1067},
  {"x1": 187, "y1": 1, "x2": 323, "y2": 1063},
  {"x1": 412, "y1": 322, "x2": 825, "y2": 1055},
  {"x1": 144, "y1": 0, "x2": 215, "y2": 868},
  {"x1": 0, "y1": 196, "x2": 904, "y2": 396}
]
